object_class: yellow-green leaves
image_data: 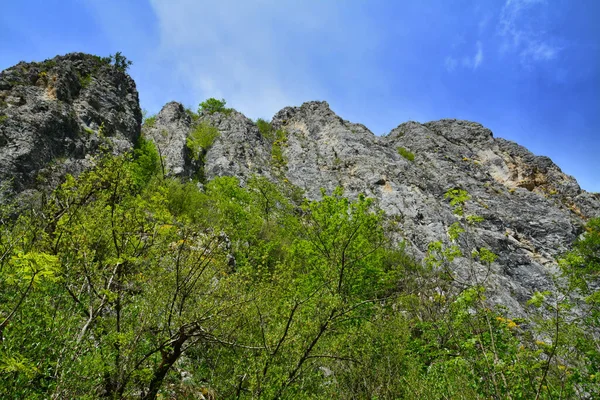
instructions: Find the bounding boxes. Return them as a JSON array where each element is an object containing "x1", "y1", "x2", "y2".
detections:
[
  {"x1": 0, "y1": 354, "x2": 39, "y2": 378},
  {"x1": 447, "y1": 222, "x2": 464, "y2": 242},
  {"x1": 444, "y1": 188, "x2": 470, "y2": 216},
  {"x1": 527, "y1": 291, "x2": 551, "y2": 308},
  {"x1": 466, "y1": 214, "x2": 484, "y2": 225},
  {"x1": 8, "y1": 251, "x2": 59, "y2": 286},
  {"x1": 471, "y1": 247, "x2": 498, "y2": 265}
]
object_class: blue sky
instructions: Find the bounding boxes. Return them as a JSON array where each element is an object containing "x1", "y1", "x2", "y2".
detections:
[{"x1": 1, "y1": 0, "x2": 598, "y2": 191}]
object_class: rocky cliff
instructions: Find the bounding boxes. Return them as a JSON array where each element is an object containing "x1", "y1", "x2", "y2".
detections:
[
  {"x1": 1, "y1": 53, "x2": 598, "y2": 316},
  {"x1": 0, "y1": 53, "x2": 141, "y2": 200},
  {"x1": 146, "y1": 100, "x2": 600, "y2": 315}
]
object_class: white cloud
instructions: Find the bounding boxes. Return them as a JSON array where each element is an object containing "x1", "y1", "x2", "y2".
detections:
[
  {"x1": 498, "y1": 0, "x2": 560, "y2": 64},
  {"x1": 146, "y1": 0, "x2": 380, "y2": 119}
]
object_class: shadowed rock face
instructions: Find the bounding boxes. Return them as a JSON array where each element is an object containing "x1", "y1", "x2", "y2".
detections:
[
  {"x1": 147, "y1": 100, "x2": 599, "y2": 315},
  {"x1": 0, "y1": 52, "x2": 141, "y2": 195},
  {"x1": 1, "y1": 53, "x2": 598, "y2": 316}
]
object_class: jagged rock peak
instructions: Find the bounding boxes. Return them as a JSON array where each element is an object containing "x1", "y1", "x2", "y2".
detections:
[
  {"x1": 155, "y1": 101, "x2": 191, "y2": 125},
  {"x1": 144, "y1": 102, "x2": 192, "y2": 177},
  {"x1": 272, "y1": 100, "x2": 375, "y2": 140},
  {"x1": 0, "y1": 52, "x2": 141, "y2": 194}
]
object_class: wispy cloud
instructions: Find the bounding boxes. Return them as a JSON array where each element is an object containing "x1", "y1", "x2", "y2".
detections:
[
  {"x1": 446, "y1": 41, "x2": 483, "y2": 71},
  {"x1": 521, "y1": 41, "x2": 559, "y2": 62},
  {"x1": 473, "y1": 41, "x2": 484, "y2": 68},
  {"x1": 498, "y1": 0, "x2": 561, "y2": 64},
  {"x1": 146, "y1": 0, "x2": 380, "y2": 119},
  {"x1": 445, "y1": 56, "x2": 458, "y2": 72}
]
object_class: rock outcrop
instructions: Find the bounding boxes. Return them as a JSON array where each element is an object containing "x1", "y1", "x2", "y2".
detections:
[
  {"x1": 1, "y1": 53, "x2": 598, "y2": 316},
  {"x1": 145, "y1": 100, "x2": 599, "y2": 315},
  {"x1": 0, "y1": 53, "x2": 141, "y2": 197}
]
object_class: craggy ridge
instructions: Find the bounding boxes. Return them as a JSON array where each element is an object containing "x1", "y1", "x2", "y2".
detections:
[{"x1": 1, "y1": 53, "x2": 598, "y2": 316}]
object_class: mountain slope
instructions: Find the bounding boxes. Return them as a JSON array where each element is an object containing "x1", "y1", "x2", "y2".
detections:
[
  {"x1": 1, "y1": 53, "x2": 598, "y2": 316},
  {"x1": 146, "y1": 100, "x2": 600, "y2": 315}
]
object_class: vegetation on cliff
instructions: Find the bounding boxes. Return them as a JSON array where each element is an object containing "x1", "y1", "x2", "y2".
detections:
[{"x1": 0, "y1": 138, "x2": 598, "y2": 399}]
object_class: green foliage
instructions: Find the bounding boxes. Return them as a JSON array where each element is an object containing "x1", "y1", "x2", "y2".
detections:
[
  {"x1": 0, "y1": 115, "x2": 7, "y2": 124},
  {"x1": 271, "y1": 129, "x2": 288, "y2": 170},
  {"x1": 198, "y1": 97, "x2": 232, "y2": 115},
  {"x1": 184, "y1": 107, "x2": 199, "y2": 121},
  {"x1": 557, "y1": 217, "x2": 600, "y2": 395},
  {"x1": 143, "y1": 114, "x2": 157, "y2": 128},
  {"x1": 445, "y1": 187, "x2": 471, "y2": 216},
  {"x1": 471, "y1": 247, "x2": 498, "y2": 264},
  {"x1": 1, "y1": 148, "x2": 598, "y2": 398},
  {"x1": 466, "y1": 214, "x2": 485, "y2": 225},
  {"x1": 447, "y1": 221, "x2": 465, "y2": 241},
  {"x1": 78, "y1": 73, "x2": 92, "y2": 88},
  {"x1": 397, "y1": 146, "x2": 415, "y2": 161},
  {"x1": 186, "y1": 122, "x2": 220, "y2": 161},
  {"x1": 560, "y1": 217, "x2": 600, "y2": 291},
  {"x1": 107, "y1": 51, "x2": 132, "y2": 72},
  {"x1": 256, "y1": 118, "x2": 274, "y2": 140},
  {"x1": 39, "y1": 59, "x2": 56, "y2": 72},
  {"x1": 131, "y1": 136, "x2": 161, "y2": 187}
]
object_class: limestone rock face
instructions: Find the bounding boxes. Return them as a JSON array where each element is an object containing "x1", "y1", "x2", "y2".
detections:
[
  {"x1": 147, "y1": 100, "x2": 599, "y2": 315},
  {"x1": 144, "y1": 103, "x2": 273, "y2": 182},
  {"x1": 2, "y1": 53, "x2": 598, "y2": 316},
  {"x1": 0, "y1": 53, "x2": 141, "y2": 195},
  {"x1": 144, "y1": 102, "x2": 192, "y2": 177}
]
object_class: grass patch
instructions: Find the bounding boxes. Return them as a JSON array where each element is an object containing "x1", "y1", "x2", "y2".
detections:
[{"x1": 397, "y1": 146, "x2": 415, "y2": 161}]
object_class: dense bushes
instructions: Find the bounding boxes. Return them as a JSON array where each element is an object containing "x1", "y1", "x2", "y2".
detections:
[{"x1": 0, "y1": 141, "x2": 598, "y2": 398}]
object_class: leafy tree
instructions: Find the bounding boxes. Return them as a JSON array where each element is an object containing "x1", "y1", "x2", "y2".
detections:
[
  {"x1": 111, "y1": 52, "x2": 132, "y2": 72},
  {"x1": 1, "y1": 145, "x2": 599, "y2": 398},
  {"x1": 198, "y1": 98, "x2": 231, "y2": 115}
]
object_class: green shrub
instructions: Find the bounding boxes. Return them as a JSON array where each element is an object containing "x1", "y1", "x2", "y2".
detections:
[
  {"x1": 256, "y1": 118, "x2": 274, "y2": 140},
  {"x1": 185, "y1": 107, "x2": 199, "y2": 122},
  {"x1": 186, "y1": 122, "x2": 220, "y2": 161},
  {"x1": 131, "y1": 136, "x2": 161, "y2": 187},
  {"x1": 110, "y1": 51, "x2": 132, "y2": 72},
  {"x1": 198, "y1": 98, "x2": 232, "y2": 115},
  {"x1": 143, "y1": 115, "x2": 157, "y2": 128},
  {"x1": 271, "y1": 129, "x2": 288, "y2": 169},
  {"x1": 40, "y1": 59, "x2": 56, "y2": 72},
  {"x1": 397, "y1": 146, "x2": 415, "y2": 161},
  {"x1": 0, "y1": 115, "x2": 7, "y2": 124},
  {"x1": 79, "y1": 73, "x2": 92, "y2": 88}
]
